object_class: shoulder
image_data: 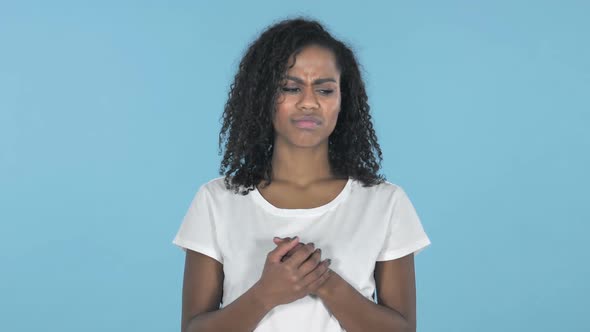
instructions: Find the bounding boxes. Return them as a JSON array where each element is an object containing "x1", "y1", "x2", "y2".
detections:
[
  {"x1": 200, "y1": 176, "x2": 228, "y2": 193},
  {"x1": 197, "y1": 176, "x2": 247, "y2": 201},
  {"x1": 350, "y1": 178, "x2": 407, "y2": 200},
  {"x1": 348, "y1": 179, "x2": 416, "y2": 213}
]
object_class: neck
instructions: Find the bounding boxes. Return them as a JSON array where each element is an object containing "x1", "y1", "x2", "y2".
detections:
[{"x1": 269, "y1": 139, "x2": 335, "y2": 188}]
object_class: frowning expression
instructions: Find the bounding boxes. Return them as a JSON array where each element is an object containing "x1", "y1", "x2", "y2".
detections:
[{"x1": 273, "y1": 45, "x2": 341, "y2": 149}]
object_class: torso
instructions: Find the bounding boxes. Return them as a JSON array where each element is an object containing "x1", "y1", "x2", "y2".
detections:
[{"x1": 256, "y1": 178, "x2": 349, "y2": 209}]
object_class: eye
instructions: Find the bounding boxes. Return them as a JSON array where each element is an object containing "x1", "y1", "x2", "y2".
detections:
[
  {"x1": 318, "y1": 89, "x2": 334, "y2": 95},
  {"x1": 281, "y1": 86, "x2": 300, "y2": 93}
]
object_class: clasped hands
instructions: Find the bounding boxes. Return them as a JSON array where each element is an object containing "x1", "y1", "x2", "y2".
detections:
[{"x1": 254, "y1": 236, "x2": 333, "y2": 309}]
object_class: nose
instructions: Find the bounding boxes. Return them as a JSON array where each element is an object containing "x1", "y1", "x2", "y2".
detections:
[{"x1": 297, "y1": 86, "x2": 319, "y2": 111}]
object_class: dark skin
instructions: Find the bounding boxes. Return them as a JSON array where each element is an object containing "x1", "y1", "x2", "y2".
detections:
[
  {"x1": 180, "y1": 46, "x2": 417, "y2": 331},
  {"x1": 274, "y1": 238, "x2": 417, "y2": 331}
]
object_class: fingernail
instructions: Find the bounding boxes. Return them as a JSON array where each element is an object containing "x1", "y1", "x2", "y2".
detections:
[{"x1": 327, "y1": 259, "x2": 332, "y2": 265}]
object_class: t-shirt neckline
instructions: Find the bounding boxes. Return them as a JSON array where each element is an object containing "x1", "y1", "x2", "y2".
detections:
[{"x1": 251, "y1": 177, "x2": 353, "y2": 217}]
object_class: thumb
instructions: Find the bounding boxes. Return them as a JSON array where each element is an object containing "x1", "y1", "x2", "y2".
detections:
[
  {"x1": 269, "y1": 236, "x2": 299, "y2": 263},
  {"x1": 273, "y1": 236, "x2": 290, "y2": 245}
]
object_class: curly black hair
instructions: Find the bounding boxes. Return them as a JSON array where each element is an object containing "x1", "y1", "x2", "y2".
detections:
[{"x1": 218, "y1": 17, "x2": 386, "y2": 194}]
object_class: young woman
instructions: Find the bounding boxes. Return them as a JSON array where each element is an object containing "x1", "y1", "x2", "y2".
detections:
[{"x1": 173, "y1": 18, "x2": 431, "y2": 332}]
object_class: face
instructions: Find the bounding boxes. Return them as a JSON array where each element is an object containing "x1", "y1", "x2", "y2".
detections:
[{"x1": 272, "y1": 45, "x2": 341, "y2": 149}]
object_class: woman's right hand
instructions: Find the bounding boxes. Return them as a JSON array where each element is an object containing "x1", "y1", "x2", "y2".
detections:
[{"x1": 254, "y1": 237, "x2": 332, "y2": 309}]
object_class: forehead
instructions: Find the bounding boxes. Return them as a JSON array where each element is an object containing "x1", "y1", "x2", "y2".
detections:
[{"x1": 286, "y1": 45, "x2": 340, "y2": 79}]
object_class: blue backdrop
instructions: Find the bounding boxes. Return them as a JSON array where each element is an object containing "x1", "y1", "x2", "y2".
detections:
[{"x1": 1, "y1": 1, "x2": 588, "y2": 331}]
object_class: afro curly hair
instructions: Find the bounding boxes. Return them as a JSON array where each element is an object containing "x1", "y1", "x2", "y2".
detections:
[{"x1": 218, "y1": 17, "x2": 386, "y2": 194}]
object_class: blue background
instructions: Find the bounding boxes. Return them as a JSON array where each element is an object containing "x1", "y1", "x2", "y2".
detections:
[{"x1": 1, "y1": 1, "x2": 588, "y2": 331}]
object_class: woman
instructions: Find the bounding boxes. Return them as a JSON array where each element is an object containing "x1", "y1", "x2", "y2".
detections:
[{"x1": 173, "y1": 18, "x2": 431, "y2": 332}]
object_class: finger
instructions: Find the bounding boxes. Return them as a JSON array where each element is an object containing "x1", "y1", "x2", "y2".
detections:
[
  {"x1": 297, "y1": 248, "x2": 322, "y2": 277},
  {"x1": 303, "y1": 260, "x2": 331, "y2": 290},
  {"x1": 281, "y1": 242, "x2": 306, "y2": 262},
  {"x1": 268, "y1": 236, "x2": 300, "y2": 263},
  {"x1": 284, "y1": 243, "x2": 305, "y2": 255},
  {"x1": 273, "y1": 236, "x2": 291, "y2": 245},
  {"x1": 284, "y1": 242, "x2": 316, "y2": 268},
  {"x1": 307, "y1": 268, "x2": 331, "y2": 295}
]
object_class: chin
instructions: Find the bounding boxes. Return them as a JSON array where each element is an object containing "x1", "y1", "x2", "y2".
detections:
[
  {"x1": 289, "y1": 137, "x2": 327, "y2": 148},
  {"x1": 275, "y1": 130, "x2": 330, "y2": 149}
]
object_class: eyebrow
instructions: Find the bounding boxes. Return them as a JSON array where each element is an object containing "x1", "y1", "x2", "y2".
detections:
[{"x1": 285, "y1": 75, "x2": 337, "y2": 85}]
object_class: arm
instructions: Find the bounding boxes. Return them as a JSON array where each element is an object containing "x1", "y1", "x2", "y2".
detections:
[
  {"x1": 181, "y1": 238, "x2": 328, "y2": 332},
  {"x1": 317, "y1": 253, "x2": 417, "y2": 332},
  {"x1": 181, "y1": 249, "x2": 272, "y2": 332}
]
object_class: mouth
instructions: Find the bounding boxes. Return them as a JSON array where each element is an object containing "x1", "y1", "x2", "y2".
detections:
[
  {"x1": 292, "y1": 115, "x2": 322, "y2": 129},
  {"x1": 293, "y1": 120, "x2": 321, "y2": 129}
]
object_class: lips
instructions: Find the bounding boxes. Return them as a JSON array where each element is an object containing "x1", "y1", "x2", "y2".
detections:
[
  {"x1": 293, "y1": 116, "x2": 322, "y2": 124},
  {"x1": 294, "y1": 120, "x2": 320, "y2": 129},
  {"x1": 292, "y1": 116, "x2": 321, "y2": 129}
]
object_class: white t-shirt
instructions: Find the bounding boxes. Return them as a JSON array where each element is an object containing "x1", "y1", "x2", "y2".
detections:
[{"x1": 172, "y1": 176, "x2": 431, "y2": 332}]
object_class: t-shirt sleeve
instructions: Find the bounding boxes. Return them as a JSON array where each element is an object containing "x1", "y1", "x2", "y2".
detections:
[
  {"x1": 172, "y1": 185, "x2": 224, "y2": 264},
  {"x1": 376, "y1": 186, "x2": 431, "y2": 261}
]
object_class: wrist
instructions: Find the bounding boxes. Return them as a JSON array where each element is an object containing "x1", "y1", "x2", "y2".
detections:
[
  {"x1": 250, "y1": 281, "x2": 275, "y2": 312},
  {"x1": 316, "y1": 269, "x2": 338, "y2": 299}
]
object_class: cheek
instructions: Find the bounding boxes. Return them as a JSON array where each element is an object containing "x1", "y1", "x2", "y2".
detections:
[
  {"x1": 328, "y1": 99, "x2": 341, "y2": 122},
  {"x1": 328, "y1": 112, "x2": 340, "y2": 131},
  {"x1": 273, "y1": 104, "x2": 291, "y2": 130}
]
